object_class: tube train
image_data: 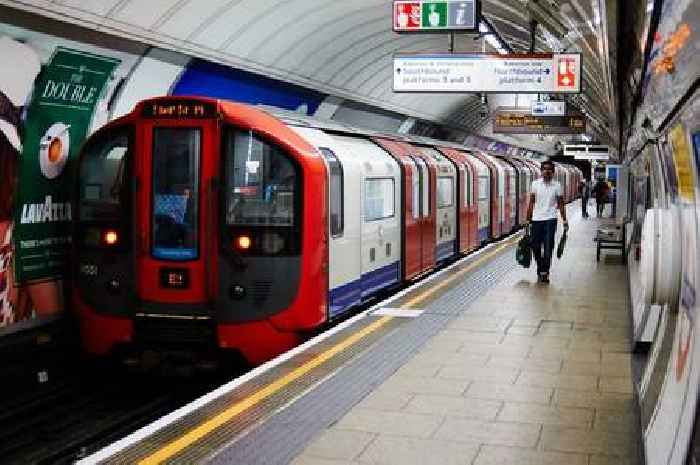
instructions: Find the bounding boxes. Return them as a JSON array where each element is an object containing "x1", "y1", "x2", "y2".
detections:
[{"x1": 73, "y1": 96, "x2": 581, "y2": 366}]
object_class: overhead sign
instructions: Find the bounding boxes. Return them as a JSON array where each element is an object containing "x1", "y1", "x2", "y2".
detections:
[
  {"x1": 564, "y1": 144, "x2": 610, "y2": 160},
  {"x1": 393, "y1": 1, "x2": 479, "y2": 32},
  {"x1": 393, "y1": 53, "x2": 582, "y2": 93},
  {"x1": 494, "y1": 110, "x2": 586, "y2": 134},
  {"x1": 531, "y1": 100, "x2": 566, "y2": 115}
]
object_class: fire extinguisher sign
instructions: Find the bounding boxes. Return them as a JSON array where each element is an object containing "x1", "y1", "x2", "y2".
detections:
[{"x1": 554, "y1": 54, "x2": 581, "y2": 93}]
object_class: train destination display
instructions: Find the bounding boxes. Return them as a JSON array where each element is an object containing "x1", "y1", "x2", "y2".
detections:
[
  {"x1": 494, "y1": 110, "x2": 586, "y2": 134},
  {"x1": 393, "y1": 53, "x2": 581, "y2": 93}
]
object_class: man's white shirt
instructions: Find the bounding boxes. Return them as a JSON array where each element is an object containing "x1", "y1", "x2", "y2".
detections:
[{"x1": 531, "y1": 178, "x2": 562, "y2": 221}]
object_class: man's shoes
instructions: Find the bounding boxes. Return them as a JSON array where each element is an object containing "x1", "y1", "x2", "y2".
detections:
[{"x1": 542, "y1": 273, "x2": 550, "y2": 284}]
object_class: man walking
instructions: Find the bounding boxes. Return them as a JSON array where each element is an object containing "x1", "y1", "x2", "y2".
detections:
[
  {"x1": 527, "y1": 160, "x2": 569, "y2": 284},
  {"x1": 579, "y1": 180, "x2": 590, "y2": 218}
]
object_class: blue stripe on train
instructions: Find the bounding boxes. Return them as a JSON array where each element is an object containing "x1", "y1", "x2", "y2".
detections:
[
  {"x1": 479, "y1": 227, "x2": 489, "y2": 242},
  {"x1": 435, "y1": 240, "x2": 456, "y2": 262},
  {"x1": 328, "y1": 261, "x2": 400, "y2": 318}
]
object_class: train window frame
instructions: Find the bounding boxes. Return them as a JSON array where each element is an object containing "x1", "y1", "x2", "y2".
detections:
[
  {"x1": 320, "y1": 147, "x2": 344, "y2": 238},
  {"x1": 413, "y1": 156, "x2": 430, "y2": 218},
  {"x1": 364, "y1": 177, "x2": 395, "y2": 222},
  {"x1": 437, "y1": 176, "x2": 454, "y2": 208},
  {"x1": 463, "y1": 164, "x2": 471, "y2": 207},
  {"x1": 78, "y1": 125, "x2": 134, "y2": 223},
  {"x1": 410, "y1": 162, "x2": 420, "y2": 219},
  {"x1": 220, "y1": 125, "x2": 303, "y2": 256},
  {"x1": 150, "y1": 126, "x2": 202, "y2": 262}
]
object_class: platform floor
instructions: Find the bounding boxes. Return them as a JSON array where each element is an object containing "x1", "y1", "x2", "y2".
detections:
[
  {"x1": 292, "y1": 203, "x2": 638, "y2": 465},
  {"x1": 83, "y1": 201, "x2": 638, "y2": 465}
]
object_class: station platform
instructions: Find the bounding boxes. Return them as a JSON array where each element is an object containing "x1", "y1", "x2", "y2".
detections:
[{"x1": 80, "y1": 201, "x2": 638, "y2": 465}]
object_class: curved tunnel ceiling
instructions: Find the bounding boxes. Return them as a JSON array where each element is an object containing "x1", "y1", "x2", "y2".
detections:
[{"x1": 1, "y1": 0, "x2": 619, "y2": 150}]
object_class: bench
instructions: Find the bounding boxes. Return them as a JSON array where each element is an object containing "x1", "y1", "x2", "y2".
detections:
[{"x1": 596, "y1": 223, "x2": 625, "y2": 262}]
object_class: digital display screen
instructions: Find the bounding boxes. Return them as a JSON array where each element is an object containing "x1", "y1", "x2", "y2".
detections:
[
  {"x1": 142, "y1": 100, "x2": 217, "y2": 119},
  {"x1": 494, "y1": 112, "x2": 586, "y2": 134}
]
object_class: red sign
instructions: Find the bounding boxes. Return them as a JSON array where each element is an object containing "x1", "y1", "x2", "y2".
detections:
[
  {"x1": 395, "y1": 2, "x2": 421, "y2": 30},
  {"x1": 556, "y1": 57, "x2": 577, "y2": 88}
]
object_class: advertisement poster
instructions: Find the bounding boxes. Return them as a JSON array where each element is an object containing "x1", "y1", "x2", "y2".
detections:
[
  {"x1": 14, "y1": 48, "x2": 119, "y2": 283},
  {"x1": 2, "y1": 46, "x2": 119, "y2": 327}
]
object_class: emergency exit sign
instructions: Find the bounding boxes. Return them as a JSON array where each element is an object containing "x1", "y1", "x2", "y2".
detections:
[{"x1": 393, "y1": 1, "x2": 479, "y2": 32}]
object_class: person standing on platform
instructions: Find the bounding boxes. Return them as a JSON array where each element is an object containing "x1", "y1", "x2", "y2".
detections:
[
  {"x1": 527, "y1": 160, "x2": 568, "y2": 284},
  {"x1": 591, "y1": 178, "x2": 610, "y2": 218},
  {"x1": 579, "y1": 180, "x2": 590, "y2": 218}
]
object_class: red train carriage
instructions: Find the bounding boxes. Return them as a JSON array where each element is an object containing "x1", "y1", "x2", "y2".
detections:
[
  {"x1": 73, "y1": 96, "x2": 578, "y2": 367},
  {"x1": 75, "y1": 97, "x2": 328, "y2": 365}
]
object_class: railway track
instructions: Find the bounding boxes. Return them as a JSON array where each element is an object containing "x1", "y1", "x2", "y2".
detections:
[{"x1": 0, "y1": 359, "x2": 239, "y2": 465}]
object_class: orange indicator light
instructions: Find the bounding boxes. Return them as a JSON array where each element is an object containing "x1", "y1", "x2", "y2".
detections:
[
  {"x1": 104, "y1": 230, "x2": 119, "y2": 245},
  {"x1": 236, "y1": 235, "x2": 252, "y2": 250}
]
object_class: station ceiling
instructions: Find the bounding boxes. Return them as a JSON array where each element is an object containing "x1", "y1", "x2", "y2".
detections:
[{"x1": 1, "y1": 0, "x2": 619, "y2": 153}]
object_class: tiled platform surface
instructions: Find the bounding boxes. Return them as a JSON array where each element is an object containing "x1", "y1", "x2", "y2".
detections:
[{"x1": 292, "y1": 204, "x2": 638, "y2": 465}]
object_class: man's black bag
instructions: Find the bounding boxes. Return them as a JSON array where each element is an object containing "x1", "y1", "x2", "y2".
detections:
[{"x1": 516, "y1": 228, "x2": 532, "y2": 268}]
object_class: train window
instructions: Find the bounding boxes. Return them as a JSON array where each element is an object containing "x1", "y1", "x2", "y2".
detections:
[
  {"x1": 320, "y1": 148, "x2": 344, "y2": 237},
  {"x1": 463, "y1": 165, "x2": 471, "y2": 207},
  {"x1": 223, "y1": 129, "x2": 298, "y2": 227},
  {"x1": 151, "y1": 127, "x2": 200, "y2": 261},
  {"x1": 479, "y1": 176, "x2": 489, "y2": 200},
  {"x1": 365, "y1": 178, "x2": 395, "y2": 221},
  {"x1": 410, "y1": 163, "x2": 419, "y2": 219},
  {"x1": 414, "y1": 157, "x2": 430, "y2": 217},
  {"x1": 79, "y1": 126, "x2": 132, "y2": 221},
  {"x1": 437, "y1": 177, "x2": 454, "y2": 208}
]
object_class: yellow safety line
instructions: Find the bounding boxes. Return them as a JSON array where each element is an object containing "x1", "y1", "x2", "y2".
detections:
[
  {"x1": 138, "y1": 316, "x2": 393, "y2": 465},
  {"x1": 139, "y1": 234, "x2": 519, "y2": 464}
]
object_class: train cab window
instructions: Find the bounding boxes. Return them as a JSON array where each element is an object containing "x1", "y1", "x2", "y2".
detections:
[
  {"x1": 320, "y1": 148, "x2": 343, "y2": 237},
  {"x1": 151, "y1": 127, "x2": 200, "y2": 261},
  {"x1": 365, "y1": 178, "x2": 395, "y2": 221},
  {"x1": 224, "y1": 129, "x2": 297, "y2": 227},
  {"x1": 79, "y1": 126, "x2": 132, "y2": 222},
  {"x1": 222, "y1": 128, "x2": 301, "y2": 256},
  {"x1": 437, "y1": 177, "x2": 454, "y2": 208}
]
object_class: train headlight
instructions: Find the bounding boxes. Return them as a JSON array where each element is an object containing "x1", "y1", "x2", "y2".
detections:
[
  {"x1": 103, "y1": 229, "x2": 119, "y2": 246},
  {"x1": 235, "y1": 235, "x2": 252, "y2": 251},
  {"x1": 261, "y1": 233, "x2": 285, "y2": 254}
]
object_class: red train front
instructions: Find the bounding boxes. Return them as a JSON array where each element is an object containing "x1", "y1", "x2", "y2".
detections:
[{"x1": 73, "y1": 97, "x2": 328, "y2": 366}]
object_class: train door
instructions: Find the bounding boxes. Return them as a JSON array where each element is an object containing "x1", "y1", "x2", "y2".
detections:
[
  {"x1": 136, "y1": 114, "x2": 219, "y2": 311},
  {"x1": 417, "y1": 147, "x2": 457, "y2": 262},
  {"x1": 289, "y1": 127, "x2": 362, "y2": 318},
  {"x1": 485, "y1": 154, "x2": 506, "y2": 236},
  {"x1": 469, "y1": 155, "x2": 491, "y2": 244},
  {"x1": 331, "y1": 135, "x2": 401, "y2": 300},
  {"x1": 463, "y1": 156, "x2": 480, "y2": 250},
  {"x1": 412, "y1": 154, "x2": 437, "y2": 270},
  {"x1": 371, "y1": 138, "x2": 425, "y2": 280},
  {"x1": 436, "y1": 147, "x2": 470, "y2": 254}
]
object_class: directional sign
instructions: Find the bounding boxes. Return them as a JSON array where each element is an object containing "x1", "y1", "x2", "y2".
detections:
[
  {"x1": 393, "y1": 53, "x2": 582, "y2": 93},
  {"x1": 564, "y1": 144, "x2": 610, "y2": 160},
  {"x1": 494, "y1": 110, "x2": 586, "y2": 134},
  {"x1": 393, "y1": 1, "x2": 479, "y2": 32},
  {"x1": 531, "y1": 101, "x2": 566, "y2": 115}
]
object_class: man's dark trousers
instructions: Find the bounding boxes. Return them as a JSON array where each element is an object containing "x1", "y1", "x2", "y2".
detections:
[
  {"x1": 581, "y1": 195, "x2": 589, "y2": 218},
  {"x1": 531, "y1": 219, "x2": 557, "y2": 275}
]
